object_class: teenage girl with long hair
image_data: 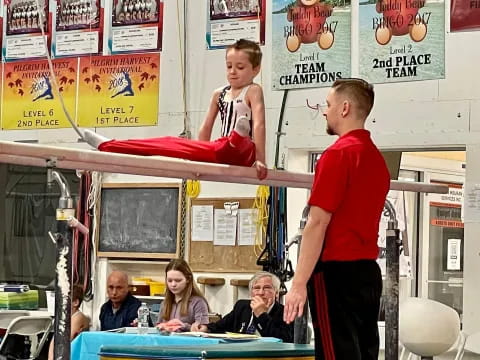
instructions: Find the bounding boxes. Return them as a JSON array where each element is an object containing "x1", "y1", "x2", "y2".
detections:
[{"x1": 157, "y1": 259, "x2": 209, "y2": 332}]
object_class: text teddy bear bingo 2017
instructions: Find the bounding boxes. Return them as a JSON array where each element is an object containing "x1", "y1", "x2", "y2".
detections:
[
  {"x1": 285, "y1": 0, "x2": 335, "y2": 52},
  {"x1": 374, "y1": 0, "x2": 428, "y2": 45}
]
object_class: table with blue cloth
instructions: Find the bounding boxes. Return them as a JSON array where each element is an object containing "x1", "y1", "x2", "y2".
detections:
[
  {"x1": 71, "y1": 331, "x2": 282, "y2": 360},
  {"x1": 99, "y1": 343, "x2": 315, "y2": 360}
]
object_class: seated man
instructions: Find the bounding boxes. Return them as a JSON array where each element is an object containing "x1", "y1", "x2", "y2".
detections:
[
  {"x1": 99, "y1": 271, "x2": 141, "y2": 331},
  {"x1": 192, "y1": 272, "x2": 293, "y2": 342}
]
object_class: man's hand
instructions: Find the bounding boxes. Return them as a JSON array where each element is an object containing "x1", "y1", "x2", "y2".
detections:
[
  {"x1": 254, "y1": 160, "x2": 268, "y2": 180},
  {"x1": 283, "y1": 283, "x2": 307, "y2": 324},
  {"x1": 191, "y1": 322, "x2": 208, "y2": 332},
  {"x1": 250, "y1": 295, "x2": 271, "y2": 317}
]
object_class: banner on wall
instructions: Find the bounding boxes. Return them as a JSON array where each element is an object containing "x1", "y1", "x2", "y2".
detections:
[
  {"x1": 206, "y1": 0, "x2": 266, "y2": 49},
  {"x1": 51, "y1": 0, "x2": 104, "y2": 57},
  {"x1": 451, "y1": 0, "x2": 480, "y2": 32},
  {"x1": 107, "y1": 0, "x2": 163, "y2": 54},
  {"x1": 2, "y1": 0, "x2": 51, "y2": 61},
  {"x1": 77, "y1": 53, "x2": 159, "y2": 127},
  {"x1": 1, "y1": 58, "x2": 77, "y2": 130},
  {"x1": 0, "y1": 1, "x2": 3, "y2": 52},
  {"x1": 271, "y1": 0, "x2": 351, "y2": 90},
  {"x1": 359, "y1": 0, "x2": 445, "y2": 84}
]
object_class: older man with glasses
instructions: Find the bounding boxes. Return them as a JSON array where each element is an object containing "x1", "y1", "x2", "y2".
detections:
[{"x1": 192, "y1": 271, "x2": 293, "y2": 342}]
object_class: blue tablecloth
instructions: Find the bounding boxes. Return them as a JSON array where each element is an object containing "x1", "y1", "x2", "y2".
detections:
[{"x1": 71, "y1": 331, "x2": 280, "y2": 360}]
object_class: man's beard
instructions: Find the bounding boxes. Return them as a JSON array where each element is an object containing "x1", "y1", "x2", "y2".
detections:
[{"x1": 326, "y1": 125, "x2": 335, "y2": 136}]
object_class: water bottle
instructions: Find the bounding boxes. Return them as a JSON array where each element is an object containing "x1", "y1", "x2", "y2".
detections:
[{"x1": 137, "y1": 302, "x2": 149, "y2": 334}]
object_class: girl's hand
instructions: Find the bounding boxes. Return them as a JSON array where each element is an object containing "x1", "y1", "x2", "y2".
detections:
[
  {"x1": 130, "y1": 319, "x2": 138, "y2": 327},
  {"x1": 156, "y1": 321, "x2": 182, "y2": 332},
  {"x1": 156, "y1": 322, "x2": 167, "y2": 331},
  {"x1": 191, "y1": 322, "x2": 208, "y2": 332}
]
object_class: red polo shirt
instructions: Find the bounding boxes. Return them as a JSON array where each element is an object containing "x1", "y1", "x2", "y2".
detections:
[{"x1": 308, "y1": 129, "x2": 390, "y2": 261}]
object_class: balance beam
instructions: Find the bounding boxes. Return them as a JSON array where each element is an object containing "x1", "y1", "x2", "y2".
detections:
[{"x1": 0, "y1": 141, "x2": 448, "y2": 193}]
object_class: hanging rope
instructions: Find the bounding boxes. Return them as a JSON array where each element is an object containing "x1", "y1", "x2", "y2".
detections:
[
  {"x1": 253, "y1": 185, "x2": 269, "y2": 256},
  {"x1": 86, "y1": 171, "x2": 103, "y2": 299}
]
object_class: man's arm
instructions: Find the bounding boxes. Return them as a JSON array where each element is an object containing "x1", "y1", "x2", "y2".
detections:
[
  {"x1": 254, "y1": 305, "x2": 294, "y2": 342},
  {"x1": 206, "y1": 301, "x2": 243, "y2": 333},
  {"x1": 198, "y1": 89, "x2": 221, "y2": 141},
  {"x1": 248, "y1": 85, "x2": 267, "y2": 179},
  {"x1": 99, "y1": 303, "x2": 107, "y2": 331},
  {"x1": 125, "y1": 300, "x2": 141, "y2": 327},
  {"x1": 284, "y1": 205, "x2": 331, "y2": 323}
]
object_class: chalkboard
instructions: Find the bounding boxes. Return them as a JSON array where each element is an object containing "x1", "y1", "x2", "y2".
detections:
[{"x1": 97, "y1": 183, "x2": 181, "y2": 259}]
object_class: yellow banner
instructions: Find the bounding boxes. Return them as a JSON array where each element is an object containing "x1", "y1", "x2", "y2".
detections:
[
  {"x1": 77, "y1": 53, "x2": 160, "y2": 127},
  {"x1": 2, "y1": 59, "x2": 77, "y2": 130}
]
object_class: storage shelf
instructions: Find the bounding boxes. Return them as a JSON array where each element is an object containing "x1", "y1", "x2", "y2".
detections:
[
  {"x1": 136, "y1": 295, "x2": 165, "y2": 300},
  {"x1": 107, "y1": 259, "x2": 169, "y2": 265}
]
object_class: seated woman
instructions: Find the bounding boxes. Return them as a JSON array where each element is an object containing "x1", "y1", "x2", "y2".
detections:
[
  {"x1": 48, "y1": 284, "x2": 90, "y2": 359},
  {"x1": 156, "y1": 259, "x2": 209, "y2": 332}
]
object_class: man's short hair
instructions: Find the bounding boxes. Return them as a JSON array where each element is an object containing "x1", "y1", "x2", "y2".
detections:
[
  {"x1": 332, "y1": 78, "x2": 375, "y2": 119},
  {"x1": 226, "y1": 39, "x2": 262, "y2": 68},
  {"x1": 72, "y1": 284, "x2": 84, "y2": 306},
  {"x1": 249, "y1": 271, "x2": 281, "y2": 293}
]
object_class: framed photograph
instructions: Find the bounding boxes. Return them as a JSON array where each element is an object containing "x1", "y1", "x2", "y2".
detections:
[
  {"x1": 107, "y1": 0, "x2": 163, "y2": 53},
  {"x1": 210, "y1": 0, "x2": 261, "y2": 21},
  {"x1": 97, "y1": 183, "x2": 182, "y2": 259},
  {"x1": 112, "y1": 0, "x2": 159, "y2": 27},
  {"x1": 56, "y1": 0, "x2": 101, "y2": 31},
  {"x1": 6, "y1": 0, "x2": 48, "y2": 35}
]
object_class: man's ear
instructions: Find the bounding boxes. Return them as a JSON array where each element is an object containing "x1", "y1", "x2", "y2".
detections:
[{"x1": 341, "y1": 100, "x2": 351, "y2": 117}]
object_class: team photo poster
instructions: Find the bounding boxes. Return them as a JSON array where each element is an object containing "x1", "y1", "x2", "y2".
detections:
[
  {"x1": 206, "y1": 0, "x2": 266, "y2": 49},
  {"x1": 359, "y1": 0, "x2": 445, "y2": 84},
  {"x1": 108, "y1": 0, "x2": 163, "y2": 53},
  {"x1": 271, "y1": 0, "x2": 352, "y2": 90},
  {"x1": 51, "y1": 0, "x2": 104, "y2": 57}
]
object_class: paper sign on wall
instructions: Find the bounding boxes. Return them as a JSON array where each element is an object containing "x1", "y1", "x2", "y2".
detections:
[
  {"x1": 191, "y1": 205, "x2": 214, "y2": 241},
  {"x1": 446, "y1": 238, "x2": 461, "y2": 271},
  {"x1": 1, "y1": 58, "x2": 77, "y2": 130}
]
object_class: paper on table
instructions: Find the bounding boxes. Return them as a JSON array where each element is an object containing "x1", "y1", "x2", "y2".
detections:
[
  {"x1": 191, "y1": 205, "x2": 214, "y2": 241},
  {"x1": 214, "y1": 208, "x2": 237, "y2": 246},
  {"x1": 176, "y1": 332, "x2": 259, "y2": 339},
  {"x1": 238, "y1": 208, "x2": 258, "y2": 246}
]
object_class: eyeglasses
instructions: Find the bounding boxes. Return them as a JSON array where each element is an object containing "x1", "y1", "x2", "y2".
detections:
[{"x1": 252, "y1": 285, "x2": 275, "y2": 292}]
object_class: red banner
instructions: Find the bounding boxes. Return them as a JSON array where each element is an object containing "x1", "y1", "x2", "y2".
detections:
[{"x1": 451, "y1": 0, "x2": 480, "y2": 31}]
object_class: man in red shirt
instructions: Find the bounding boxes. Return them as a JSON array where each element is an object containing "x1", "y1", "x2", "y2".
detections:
[{"x1": 284, "y1": 78, "x2": 390, "y2": 360}]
